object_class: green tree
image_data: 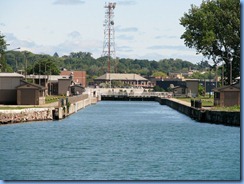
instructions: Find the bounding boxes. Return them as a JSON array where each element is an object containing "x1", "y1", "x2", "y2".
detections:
[
  {"x1": 153, "y1": 86, "x2": 164, "y2": 92},
  {"x1": 29, "y1": 57, "x2": 60, "y2": 75},
  {"x1": 198, "y1": 84, "x2": 205, "y2": 96},
  {"x1": 0, "y1": 32, "x2": 7, "y2": 72},
  {"x1": 180, "y1": 0, "x2": 240, "y2": 84},
  {"x1": 152, "y1": 71, "x2": 167, "y2": 78}
]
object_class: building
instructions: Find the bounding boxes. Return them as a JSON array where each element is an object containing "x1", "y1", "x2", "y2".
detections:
[
  {"x1": 213, "y1": 82, "x2": 240, "y2": 107},
  {"x1": 199, "y1": 80, "x2": 220, "y2": 94},
  {"x1": 94, "y1": 73, "x2": 150, "y2": 88},
  {"x1": 60, "y1": 71, "x2": 86, "y2": 87},
  {"x1": 156, "y1": 79, "x2": 199, "y2": 97},
  {"x1": 171, "y1": 85, "x2": 188, "y2": 97},
  {"x1": 17, "y1": 82, "x2": 46, "y2": 105},
  {"x1": 0, "y1": 73, "x2": 24, "y2": 104}
]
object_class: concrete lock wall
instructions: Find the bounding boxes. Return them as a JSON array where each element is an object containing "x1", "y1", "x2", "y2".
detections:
[
  {"x1": 57, "y1": 95, "x2": 98, "y2": 119},
  {"x1": 156, "y1": 97, "x2": 240, "y2": 126}
]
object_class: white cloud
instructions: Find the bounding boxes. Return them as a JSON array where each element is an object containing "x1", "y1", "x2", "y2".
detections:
[
  {"x1": 116, "y1": 34, "x2": 134, "y2": 40},
  {"x1": 116, "y1": 26, "x2": 138, "y2": 33},
  {"x1": 67, "y1": 31, "x2": 82, "y2": 39},
  {"x1": 154, "y1": 35, "x2": 178, "y2": 39},
  {"x1": 4, "y1": 32, "x2": 102, "y2": 57},
  {"x1": 147, "y1": 45, "x2": 187, "y2": 50},
  {"x1": 117, "y1": 1, "x2": 136, "y2": 6},
  {"x1": 53, "y1": 0, "x2": 85, "y2": 5},
  {"x1": 117, "y1": 46, "x2": 133, "y2": 52}
]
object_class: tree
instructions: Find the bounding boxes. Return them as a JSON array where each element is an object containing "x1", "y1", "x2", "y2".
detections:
[
  {"x1": 28, "y1": 57, "x2": 60, "y2": 75},
  {"x1": 198, "y1": 84, "x2": 205, "y2": 96},
  {"x1": 152, "y1": 71, "x2": 167, "y2": 78},
  {"x1": 180, "y1": 0, "x2": 240, "y2": 84},
  {"x1": 153, "y1": 86, "x2": 164, "y2": 92},
  {"x1": 0, "y1": 32, "x2": 7, "y2": 72},
  {"x1": 53, "y1": 52, "x2": 59, "y2": 58}
]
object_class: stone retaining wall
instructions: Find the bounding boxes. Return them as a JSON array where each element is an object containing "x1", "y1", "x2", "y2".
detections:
[{"x1": 0, "y1": 108, "x2": 53, "y2": 125}]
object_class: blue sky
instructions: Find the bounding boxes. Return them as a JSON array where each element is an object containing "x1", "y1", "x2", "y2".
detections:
[{"x1": 0, "y1": 0, "x2": 234, "y2": 63}]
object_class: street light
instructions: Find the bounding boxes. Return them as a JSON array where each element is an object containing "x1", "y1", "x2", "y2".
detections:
[{"x1": 227, "y1": 53, "x2": 233, "y2": 85}]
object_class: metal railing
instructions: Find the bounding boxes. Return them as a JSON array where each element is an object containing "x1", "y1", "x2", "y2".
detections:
[{"x1": 101, "y1": 92, "x2": 173, "y2": 98}]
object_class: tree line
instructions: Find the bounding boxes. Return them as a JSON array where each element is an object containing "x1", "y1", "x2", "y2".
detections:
[{"x1": 2, "y1": 50, "x2": 201, "y2": 83}]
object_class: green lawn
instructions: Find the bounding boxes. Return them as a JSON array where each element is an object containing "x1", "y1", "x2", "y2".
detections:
[
  {"x1": 45, "y1": 95, "x2": 65, "y2": 104},
  {"x1": 211, "y1": 105, "x2": 240, "y2": 112},
  {"x1": 176, "y1": 97, "x2": 240, "y2": 111},
  {"x1": 176, "y1": 97, "x2": 214, "y2": 107}
]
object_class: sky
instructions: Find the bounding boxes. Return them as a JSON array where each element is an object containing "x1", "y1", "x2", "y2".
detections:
[{"x1": 0, "y1": 0, "x2": 223, "y2": 64}]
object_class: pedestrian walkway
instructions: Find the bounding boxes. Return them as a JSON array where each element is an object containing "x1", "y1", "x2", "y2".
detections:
[{"x1": 169, "y1": 98, "x2": 191, "y2": 107}]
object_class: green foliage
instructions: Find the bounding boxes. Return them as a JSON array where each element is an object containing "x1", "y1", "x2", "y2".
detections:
[
  {"x1": 212, "y1": 105, "x2": 240, "y2": 112},
  {"x1": 0, "y1": 32, "x2": 7, "y2": 72},
  {"x1": 189, "y1": 71, "x2": 215, "y2": 79},
  {"x1": 5, "y1": 50, "x2": 200, "y2": 82},
  {"x1": 152, "y1": 71, "x2": 167, "y2": 78},
  {"x1": 198, "y1": 84, "x2": 205, "y2": 96},
  {"x1": 180, "y1": 0, "x2": 240, "y2": 84},
  {"x1": 153, "y1": 86, "x2": 165, "y2": 92}
]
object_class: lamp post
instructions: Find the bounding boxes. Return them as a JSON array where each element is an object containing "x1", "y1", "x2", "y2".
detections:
[{"x1": 227, "y1": 53, "x2": 233, "y2": 85}]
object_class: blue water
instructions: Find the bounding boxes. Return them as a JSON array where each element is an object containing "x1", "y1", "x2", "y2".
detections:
[{"x1": 0, "y1": 101, "x2": 240, "y2": 180}]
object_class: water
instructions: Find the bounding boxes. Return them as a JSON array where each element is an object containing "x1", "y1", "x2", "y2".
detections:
[{"x1": 0, "y1": 101, "x2": 240, "y2": 180}]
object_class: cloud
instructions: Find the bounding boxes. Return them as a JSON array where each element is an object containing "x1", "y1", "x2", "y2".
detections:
[
  {"x1": 154, "y1": 35, "x2": 178, "y2": 39},
  {"x1": 4, "y1": 32, "x2": 102, "y2": 58},
  {"x1": 147, "y1": 45, "x2": 187, "y2": 50},
  {"x1": 117, "y1": 1, "x2": 136, "y2": 6},
  {"x1": 5, "y1": 33, "x2": 38, "y2": 49},
  {"x1": 53, "y1": 0, "x2": 85, "y2": 5},
  {"x1": 67, "y1": 31, "x2": 81, "y2": 39},
  {"x1": 116, "y1": 26, "x2": 138, "y2": 33},
  {"x1": 117, "y1": 46, "x2": 133, "y2": 52},
  {"x1": 116, "y1": 34, "x2": 134, "y2": 40},
  {"x1": 0, "y1": 23, "x2": 6, "y2": 27}
]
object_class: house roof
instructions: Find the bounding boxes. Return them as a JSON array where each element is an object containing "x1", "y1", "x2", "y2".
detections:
[
  {"x1": 172, "y1": 85, "x2": 187, "y2": 89},
  {"x1": 213, "y1": 83, "x2": 240, "y2": 92},
  {"x1": 95, "y1": 73, "x2": 148, "y2": 81},
  {"x1": 17, "y1": 80, "x2": 46, "y2": 90},
  {"x1": 0, "y1": 73, "x2": 24, "y2": 78}
]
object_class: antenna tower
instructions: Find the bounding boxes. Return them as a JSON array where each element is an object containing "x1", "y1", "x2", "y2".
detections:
[{"x1": 102, "y1": 2, "x2": 116, "y2": 73}]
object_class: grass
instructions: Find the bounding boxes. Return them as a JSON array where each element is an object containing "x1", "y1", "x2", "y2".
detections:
[
  {"x1": 211, "y1": 105, "x2": 240, "y2": 112},
  {"x1": 0, "y1": 106, "x2": 40, "y2": 110},
  {"x1": 176, "y1": 96, "x2": 214, "y2": 107},
  {"x1": 176, "y1": 96, "x2": 240, "y2": 111},
  {"x1": 45, "y1": 95, "x2": 65, "y2": 104}
]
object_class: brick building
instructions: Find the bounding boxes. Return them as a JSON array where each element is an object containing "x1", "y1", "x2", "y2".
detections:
[{"x1": 60, "y1": 71, "x2": 86, "y2": 87}]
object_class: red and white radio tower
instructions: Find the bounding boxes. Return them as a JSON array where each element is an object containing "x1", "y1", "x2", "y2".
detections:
[{"x1": 102, "y1": 2, "x2": 116, "y2": 74}]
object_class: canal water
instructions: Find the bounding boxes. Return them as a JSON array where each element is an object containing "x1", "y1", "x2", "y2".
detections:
[{"x1": 0, "y1": 101, "x2": 240, "y2": 180}]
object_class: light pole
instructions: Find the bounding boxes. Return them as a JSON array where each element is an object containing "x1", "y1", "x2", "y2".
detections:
[{"x1": 227, "y1": 53, "x2": 233, "y2": 85}]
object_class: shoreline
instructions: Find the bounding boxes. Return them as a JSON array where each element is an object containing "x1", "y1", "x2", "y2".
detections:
[
  {"x1": 0, "y1": 96, "x2": 240, "y2": 127},
  {"x1": 0, "y1": 94, "x2": 99, "y2": 125}
]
